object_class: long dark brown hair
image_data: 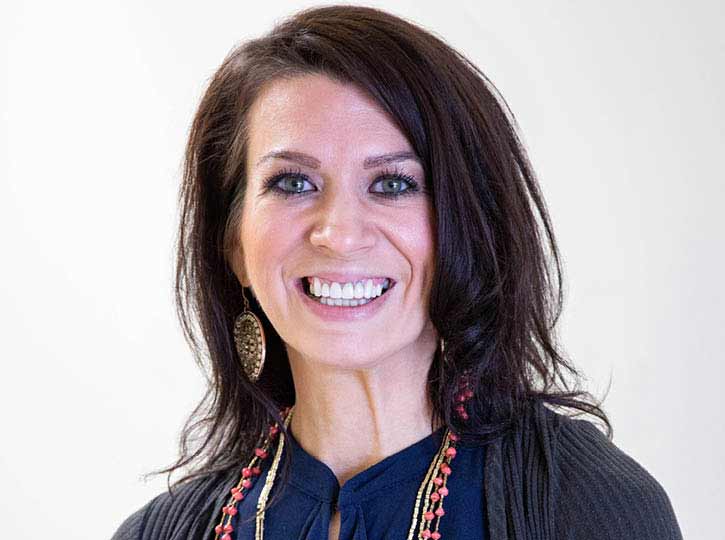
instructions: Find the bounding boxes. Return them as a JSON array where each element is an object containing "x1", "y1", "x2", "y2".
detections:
[{"x1": 152, "y1": 4, "x2": 610, "y2": 499}]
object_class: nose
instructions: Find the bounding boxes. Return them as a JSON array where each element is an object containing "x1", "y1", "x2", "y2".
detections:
[{"x1": 308, "y1": 185, "x2": 375, "y2": 258}]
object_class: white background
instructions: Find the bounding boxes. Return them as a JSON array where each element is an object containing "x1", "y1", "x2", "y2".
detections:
[{"x1": 1, "y1": 1, "x2": 723, "y2": 538}]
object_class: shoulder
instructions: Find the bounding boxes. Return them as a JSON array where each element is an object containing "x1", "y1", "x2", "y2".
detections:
[
  {"x1": 530, "y1": 402, "x2": 683, "y2": 540},
  {"x1": 111, "y1": 494, "x2": 157, "y2": 540},
  {"x1": 111, "y1": 470, "x2": 236, "y2": 540}
]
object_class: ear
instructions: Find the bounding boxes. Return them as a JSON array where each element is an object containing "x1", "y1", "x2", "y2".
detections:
[{"x1": 228, "y1": 246, "x2": 252, "y2": 289}]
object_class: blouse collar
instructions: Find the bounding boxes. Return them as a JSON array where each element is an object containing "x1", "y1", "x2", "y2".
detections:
[{"x1": 284, "y1": 424, "x2": 447, "y2": 508}]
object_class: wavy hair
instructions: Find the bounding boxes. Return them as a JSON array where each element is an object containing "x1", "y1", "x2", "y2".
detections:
[{"x1": 152, "y1": 4, "x2": 610, "y2": 499}]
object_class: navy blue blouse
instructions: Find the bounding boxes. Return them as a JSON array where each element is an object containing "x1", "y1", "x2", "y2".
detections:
[{"x1": 230, "y1": 425, "x2": 487, "y2": 539}]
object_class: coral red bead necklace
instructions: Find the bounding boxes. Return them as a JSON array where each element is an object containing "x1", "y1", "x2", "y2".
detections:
[{"x1": 213, "y1": 374, "x2": 474, "y2": 540}]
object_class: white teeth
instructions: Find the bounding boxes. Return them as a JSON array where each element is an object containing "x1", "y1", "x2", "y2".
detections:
[
  {"x1": 364, "y1": 279, "x2": 373, "y2": 298},
  {"x1": 319, "y1": 296, "x2": 372, "y2": 307},
  {"x1": 306, "y1": 276, "x2": 392, "y2": 300}
]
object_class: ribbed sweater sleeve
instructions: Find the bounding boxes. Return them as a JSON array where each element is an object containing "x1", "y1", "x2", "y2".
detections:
[
  {"x1": 111, "y1": 497, "x2": 153, "y2": 540},
  {"x1": 110, "y1": 470, "x2": 237, "y2": 540},
  {"x1": 553, "y1": 416, "x2": 683, "y2": 540}
]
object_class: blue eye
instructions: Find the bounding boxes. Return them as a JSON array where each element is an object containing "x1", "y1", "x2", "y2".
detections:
[
  {"x1": 261, "y1": 167, "x2": 314, "y2": 197},
  {"x1": 262, "y1": 166, "x2": 421, "y2": 199},
  {"x1": 370, "y1": 172, "x2": 419, "y2": 198},
  {"x1": 272, "y1": 170, "x2": 315, "y2": 194}
]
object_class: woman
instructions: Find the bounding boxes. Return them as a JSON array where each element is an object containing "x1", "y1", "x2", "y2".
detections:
[{"x1": 112, "y1": 5, "x2": 682, "y2": 540}]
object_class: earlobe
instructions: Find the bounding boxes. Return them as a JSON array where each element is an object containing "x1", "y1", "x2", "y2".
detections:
[
  {"x1": 238, "y1": 268, "x2": 252, "y2": 290},
  {"x1": 228, "y1": 249, "x2": 251, "y2": 288},
  {"x1": 242, "y1": 274, "x2": 253, "y2": 289}
]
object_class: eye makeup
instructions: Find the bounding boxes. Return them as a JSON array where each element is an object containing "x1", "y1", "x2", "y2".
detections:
[{"x1": 260, "y1": 165, "x2": 422, "y2": 200}]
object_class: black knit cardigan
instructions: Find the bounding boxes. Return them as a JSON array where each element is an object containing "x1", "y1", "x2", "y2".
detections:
[{"x1": 111, "y1": 401, "x2": 683, "y2": 539}]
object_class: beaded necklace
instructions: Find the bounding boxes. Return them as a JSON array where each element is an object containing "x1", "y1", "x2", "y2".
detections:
[{"x1": 213, "y1": 375, "x2": 473, "y2": 540}]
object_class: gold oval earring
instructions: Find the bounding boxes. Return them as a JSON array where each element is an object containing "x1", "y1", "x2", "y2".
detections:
[{"x1": 233, "y1": 287, "x2": 266, "y2": 382}]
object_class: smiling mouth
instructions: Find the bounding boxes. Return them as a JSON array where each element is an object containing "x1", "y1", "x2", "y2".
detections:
[{"x1": 300, "y1": 278, "x2": 394, "y2": 307}]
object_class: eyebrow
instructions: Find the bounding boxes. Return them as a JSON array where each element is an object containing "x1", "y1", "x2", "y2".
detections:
[{"x1": 255, "y1": 150, "x2": 422, "y2": 170}]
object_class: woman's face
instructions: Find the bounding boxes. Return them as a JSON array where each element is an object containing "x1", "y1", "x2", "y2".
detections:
[{"x1": 231, "y1": 73, "x2": 438, "y2": 369}]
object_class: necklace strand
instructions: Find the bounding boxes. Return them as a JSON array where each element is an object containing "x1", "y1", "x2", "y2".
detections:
[{"x1": 213, "y1": 371, "x2": 473, "y2": 540}]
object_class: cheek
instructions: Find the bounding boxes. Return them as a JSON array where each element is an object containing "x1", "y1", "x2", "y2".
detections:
[
  {"x1": 240, "y1": 209, "x2": 295, "y2": 287},
  {"x1": 386, "y1": 204, "x2": 436, "y2": 289},
  {"x1": 398, "y1": 205, "x2": 435, "y2": 258}
]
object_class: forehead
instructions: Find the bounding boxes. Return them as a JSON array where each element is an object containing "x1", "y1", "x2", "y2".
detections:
[{"x1": 246, "y1": 74, "x2": 413, "y2": 169}]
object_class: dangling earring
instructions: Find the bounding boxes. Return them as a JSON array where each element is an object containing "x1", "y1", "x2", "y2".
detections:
[
  {"x1": 439, "y1": 337, "x2": 447, "y2": 361},
  {"x1": 233, "y1": 287, "x2": 266, "y2": 382}
]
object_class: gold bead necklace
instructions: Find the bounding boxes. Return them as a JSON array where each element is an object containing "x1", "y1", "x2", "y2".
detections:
[{"x1": 214, "y1": 406, "x2": 460, "y2": 540}]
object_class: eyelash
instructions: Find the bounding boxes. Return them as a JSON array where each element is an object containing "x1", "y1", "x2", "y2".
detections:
[{"x1": 261, "y1": 166, "x2": 421, "y2": 200}]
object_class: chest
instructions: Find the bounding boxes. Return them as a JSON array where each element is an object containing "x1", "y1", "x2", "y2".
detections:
[{"x1": 328, "y1": 510, "x2": 341, "y2": 540}]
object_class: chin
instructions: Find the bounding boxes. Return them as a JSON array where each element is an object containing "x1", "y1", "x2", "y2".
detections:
[{"x1": 296, "y1": 346, "x2": 389, "y2": 370}]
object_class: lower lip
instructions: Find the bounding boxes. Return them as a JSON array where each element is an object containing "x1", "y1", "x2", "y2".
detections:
[{"x1": 294, "y1": 279, "x2": 394, "y2": 322}]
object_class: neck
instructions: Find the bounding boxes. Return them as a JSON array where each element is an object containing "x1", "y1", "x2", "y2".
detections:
[{"x1": 287, "y1": 346, "x2": 440, "y2": 487}]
